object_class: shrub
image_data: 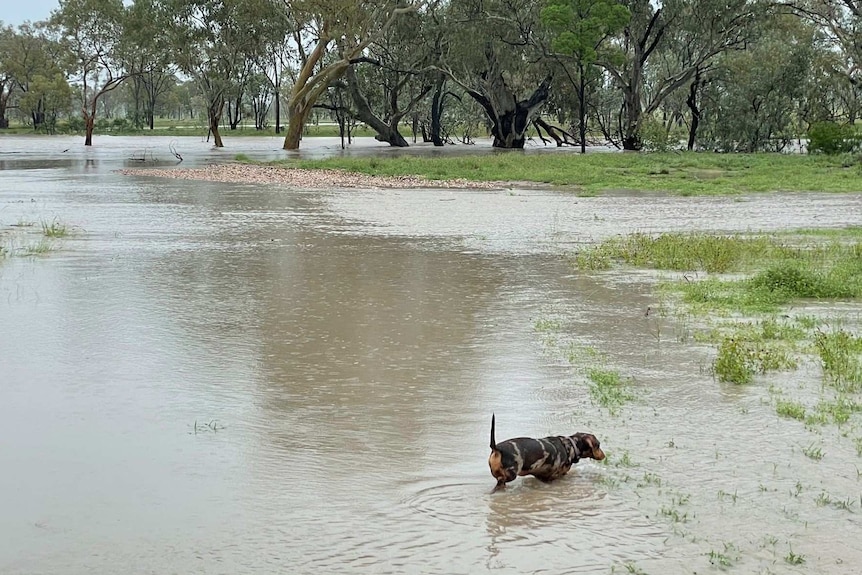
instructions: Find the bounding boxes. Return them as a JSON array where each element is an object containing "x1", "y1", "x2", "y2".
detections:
[{"x1": 807, "y1": 122, "x2": 862, "y2": 155}]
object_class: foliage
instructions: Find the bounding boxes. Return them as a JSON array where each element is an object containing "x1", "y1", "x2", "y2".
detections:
[
  {"x1": 698, "y1": 16, "x2": 813, "y2": 152},
  {"x1": 807, "y1": 121, "x2": 862, "y2": 155},
  {"x1": 542, "y1": 0, "x2": 629, "y2": 63}
]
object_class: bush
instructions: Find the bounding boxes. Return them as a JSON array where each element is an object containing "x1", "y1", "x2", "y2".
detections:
[
  {"x1": 807, "y1": 121, "x2": 862, "y2": 155},
  {"x1": 640, "y1": 116, "x2": 673, "y2": 152}
]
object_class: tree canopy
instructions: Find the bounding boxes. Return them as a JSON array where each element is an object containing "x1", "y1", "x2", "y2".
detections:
[{"x1": 0, "y1": 0, "x2": 858, "y2": 152}]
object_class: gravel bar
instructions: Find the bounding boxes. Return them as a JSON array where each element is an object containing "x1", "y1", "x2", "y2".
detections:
[{"x1": 117, "y1": 163, "x2": 506, "y2": 190}]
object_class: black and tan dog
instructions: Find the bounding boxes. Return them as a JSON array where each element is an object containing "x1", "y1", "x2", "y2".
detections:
[{"x1": 488, "y1": 414, "x2": 605, "y2": 492}]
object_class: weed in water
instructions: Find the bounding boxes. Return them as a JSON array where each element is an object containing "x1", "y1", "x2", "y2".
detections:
[
  {"x1": 717, "y1": 489, "x2": 739, "y2": 503},
  {"x1": 614, "y1": 450, "x2": 636, "y2": 468},
  {"x1": 812, "y1": 397, "x2": 862, "y2": 425},
  {"x1": 775, "y1": 399, "x2": 807, "y2": 421},
  {"x1": 533, "y1": 318, "x2": 563, "y2": 333},
  {"x1": 791, "y1": 481, "x2": 803, "y2": 497},
  {"x1": 785, "y1": 547, "x2": 806, "y2": 565},
  {"x1": 815, "y1": 491, "x2": 832, "y2": 506},
  {"x1": 814, "y1": 329, "x2": 862, "y2": 393},
  {"x1": 587, "y1": 368, "x2": 635, "y2": 414},
  {"x1": 802, "y1": 443, "x2": 824, "y2": 460},
  {"x1": 41, "y1": 218, "x2": 68, "y2": 238},
  {"x1": 639, "y1": 472, "x2": 662, "y2": 488},
  {"x1": 707, "y1": 548, "x2": 735, "y2": 568},
  {"x1": 659, "y1": 506, "x2": 689, "y2": 523},
  {"x1": 714, "y1": 338, "x2": 755, "y2": 384},
  {"x1": 23, "y1": 240, "x2": 55, "y2": 255}
]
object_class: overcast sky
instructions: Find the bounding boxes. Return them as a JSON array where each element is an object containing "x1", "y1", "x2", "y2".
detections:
[{"x1": 3, "y1": 0, "x2": 59, "y2": 26}]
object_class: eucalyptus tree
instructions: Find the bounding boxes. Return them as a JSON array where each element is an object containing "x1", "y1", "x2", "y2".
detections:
[
  {"x1": 1, "y1": 23, "x2": 70, "y2": 130},
  {"x1": 698, "y1": 15, "x2": 814, "y2": 151},
  {"x1": 166, "y1": 0, "x2": 285, "y2": 147},
  {"x1": 247, "y1": 71, "x2": 274, "y2": 130},
  {"x1": 541, "y1": 0, "x2": 630, "y2": 152},
  {"x1": 50, "y1": 0, "x2": 130, "y2": 145},
  {"x1": 441, "y1": 0, "x2": 554, "y2": 148},
  {"x1": 600, "y1": 0, "x2": 761, "y2": 150},
  {"x1": 343, "y1": 6, "x2": 439, "y2": 147},
  {"x1": 784, "y1": 0, "x2": 860, "y2": 88},
  {"x1": 120, "y1": 0, "x2": 176, "y2": 129},
  {"x1": 280, "y1": 0, "x2": 422, "y2": 150}
]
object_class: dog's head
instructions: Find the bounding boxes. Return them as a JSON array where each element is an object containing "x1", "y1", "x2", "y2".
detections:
[{"x1": 571, "y1": 432, "x2": 605, "y2": 461}]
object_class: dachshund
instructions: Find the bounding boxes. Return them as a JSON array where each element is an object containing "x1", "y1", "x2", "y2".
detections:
[{"x1": 488, "y1": 414, "x2": 605, "y2": 492}]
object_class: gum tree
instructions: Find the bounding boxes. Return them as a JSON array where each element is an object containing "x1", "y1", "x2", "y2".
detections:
[
  {"x1": 281, "y1": 0, "x2": 421, "y2": 150},
  {"x1": 166, "y1": 0, "x2": 284, "y2": 147},
  {"x1": 441, "y1": 0, "x2": 555, "y2": 149},
  {"x1": 50, "y1": 0, "x2": 129, "y2": 145},
  {"x1": 541, "y1": 0, "x2": 630, "y2": 152}
]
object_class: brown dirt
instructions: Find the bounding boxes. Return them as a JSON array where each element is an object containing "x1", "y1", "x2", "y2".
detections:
[{"x1": 117, "y1": 163, "x2": 507, "y2": 190}]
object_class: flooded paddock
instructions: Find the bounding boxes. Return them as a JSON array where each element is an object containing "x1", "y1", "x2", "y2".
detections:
[{"x1": 1, "y1": 135, "x2": 862, "y2": 574}]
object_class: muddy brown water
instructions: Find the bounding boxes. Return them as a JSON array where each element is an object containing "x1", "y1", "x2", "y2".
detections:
[{"x1": 2, "y1": 135, "x2": 862, "y2": 574}]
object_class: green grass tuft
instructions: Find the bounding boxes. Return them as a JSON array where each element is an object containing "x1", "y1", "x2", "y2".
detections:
[
  {"x1": 587, "y1": 368, "x2": 635, "y2": 413},
  {"x1": 41, "y1": 218, "x2": 68, "y2": 238}
]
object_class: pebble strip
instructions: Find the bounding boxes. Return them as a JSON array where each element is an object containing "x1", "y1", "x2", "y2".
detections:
[{"x1": 117, "y1": 163, "x2": 506, "y2": 190}]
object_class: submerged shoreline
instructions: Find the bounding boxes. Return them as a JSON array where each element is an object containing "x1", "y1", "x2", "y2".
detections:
[{"x1": 117, "y1": 163, "x2": 506, "y2": 190}]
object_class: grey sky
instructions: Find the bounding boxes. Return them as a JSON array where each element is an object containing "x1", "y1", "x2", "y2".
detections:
[{"x1": 2, "y1": 0, "x2": 58, "y2": 26}]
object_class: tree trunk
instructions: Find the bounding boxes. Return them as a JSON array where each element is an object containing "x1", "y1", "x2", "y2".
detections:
[
  {"x1": 274, "y1": 86, "x2": 281, "y2": 134},
  {"x1": 83, "y1": 107, "x2": 95, "y2": 146},
  {"x1": 284, "y1": 99, "x2": 314, "y2": 150},
  {"x1": 621, "y1": 62, "x2": 643, "y2": 151},
  {"x1": 459, "y1": 46, "x2": 553, "y2": 149},
  {"x1": 479, "y1": 75, "x2": 551, "y2": 149},
  {"x1": 208, "y1": 97, "x2": 225, "y2": 147},
  {"x1": 344, "y1": 66, "x2": 409, "y2": 147},
  {"x1": 430, "y1": 74, "x2": 445, "y2": 147},
  {"x1": 578, "y1": 63, "x2": 587, "y2": 154},
  {"x1": 0, "y1": 86, "x2": 9, "y2": 129},
  {"x1": 686, "y1": 70, "x2": 701, "y2": 151}
]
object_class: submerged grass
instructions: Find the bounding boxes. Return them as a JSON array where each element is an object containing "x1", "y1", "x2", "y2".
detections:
[
  {"x1": 577, "y1": 229, "x2": 862, "y2": 429},
  {"x1": 41, "y1": 218, "x2": 68, "y2": 238},
  {"x1": 267, "y1": 152, "x2": 862, "y2": 195},
  {"x1": 579, "y1": 231, "x2": 862, "y2": 315},
  {"x1": 587, "y1": 367, "x2": 636, "y2": 413}
]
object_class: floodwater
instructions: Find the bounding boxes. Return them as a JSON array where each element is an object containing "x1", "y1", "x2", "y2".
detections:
[{"x1": 2, "y1": 135, "x2": 862, "y2": 574}]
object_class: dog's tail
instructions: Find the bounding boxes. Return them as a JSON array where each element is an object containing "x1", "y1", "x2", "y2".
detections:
[{"x1": 490, "y1": 413, "x2": 496, "y2": 450}]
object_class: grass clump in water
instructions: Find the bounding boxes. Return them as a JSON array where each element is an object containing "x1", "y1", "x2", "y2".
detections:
[
  {"x1": 814, "y1": 329, "x2": 862, "y2": 393},
  {"x1": 775, "y1": 399, "x2": 807, "y2": 420},
  {"x1": 576, "y1": 232, "x2": 780, "y2": 273},
  {"x1": 713, "y1": 336, "x2": 797, "y2": 384},
  {"x1": 41, "y1": 218, "x2": 68, "y2": 238},
  {"x1": 587, "y1": 367, "x2": 635, "y2": 413}
]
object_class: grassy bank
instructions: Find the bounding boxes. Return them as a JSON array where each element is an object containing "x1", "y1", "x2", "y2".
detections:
[
  {"x1": 577, "y1": 229, "x2": 862, "y2": 394},
  {"x1": 270, "y1": 152, "x2": 862, "y2": 195}
]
